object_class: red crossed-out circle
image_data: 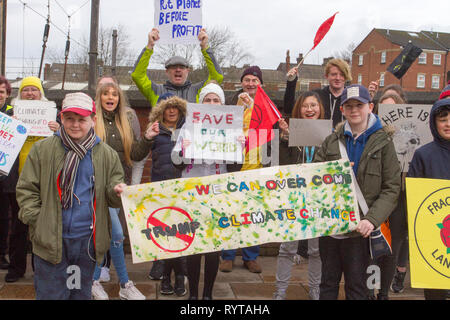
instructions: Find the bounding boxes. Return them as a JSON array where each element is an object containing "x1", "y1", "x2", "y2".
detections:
[{"x1": 147, "y1": 206, "x2": 196, "y2": 253}]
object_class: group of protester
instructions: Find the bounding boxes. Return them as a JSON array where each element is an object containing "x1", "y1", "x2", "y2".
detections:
[{"x1": 0, "y1": 26, "x2": 449, "y2": 300}]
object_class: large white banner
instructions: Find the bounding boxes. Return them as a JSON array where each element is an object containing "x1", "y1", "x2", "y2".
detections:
[
  {"x1": 154, "y1": 0, "x2": 202, "y2": 45},
  {"x1": 122, "y1": 160, "x2": 360, "y2": 262}
]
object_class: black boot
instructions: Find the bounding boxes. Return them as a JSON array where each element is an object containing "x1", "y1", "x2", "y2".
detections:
[
  {"x1": 160, "y1": 274, "x2": 174, "y2": 295},
  {"x1": 0, "y1": 255, "x2": 9, "y2": 270}
]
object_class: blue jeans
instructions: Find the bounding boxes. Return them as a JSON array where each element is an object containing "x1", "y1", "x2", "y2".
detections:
[
  {"x1": 33, "y1": 237, "x2": 95, "y2": 300},
  {"x1": 93, "y1": 207, "x2": 129, "y2": 285},
  {"x1": 221, "y1": 246, "x2": 259, "y2": 261}
]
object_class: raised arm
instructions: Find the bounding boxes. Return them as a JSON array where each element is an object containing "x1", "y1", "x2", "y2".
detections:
[{"x1": 131, "y1": 28, "x2": 163, "y2": 107}]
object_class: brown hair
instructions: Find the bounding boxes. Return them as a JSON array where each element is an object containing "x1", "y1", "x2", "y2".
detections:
[
  {"x1": 382, "y1": 84, "x2": 407, "y2": 103},
  {"x1": 291, "y1": 91, "x2": 325, "y2": 119},
  {"x1": 325, "y1": 58, "x2": 352, "y2": 82},
  {"x1": 374, "y1": 92, "x2": 406, "y2": 114},
  {"x1": 0, "y1": 76, "x2": 11, "y2": 96}
]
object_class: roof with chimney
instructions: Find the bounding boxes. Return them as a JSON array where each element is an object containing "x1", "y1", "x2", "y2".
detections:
[{"x1": 374, "y1": 28, "x2": 450, "y2": 51}]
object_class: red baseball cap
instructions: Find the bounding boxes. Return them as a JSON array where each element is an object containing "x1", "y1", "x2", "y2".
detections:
[{"x1": 61, "y1": 92, "x2": 96, "y2": 116}]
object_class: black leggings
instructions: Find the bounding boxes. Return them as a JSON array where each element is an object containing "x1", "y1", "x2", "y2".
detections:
[{"x1": 187, "y1": 252, "x2": 219, "y2": 298}]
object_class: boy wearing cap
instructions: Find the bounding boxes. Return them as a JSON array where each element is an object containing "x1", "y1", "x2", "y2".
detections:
[
  {"x1": 131, "y1": 28, "x2": 223, "y2": 107},
  {"x1": 314, "y1": 84, "x2": 401, "y2": 300},
  {"x1": 16, "y1": 92, "x2": 126, "y2": 300}
]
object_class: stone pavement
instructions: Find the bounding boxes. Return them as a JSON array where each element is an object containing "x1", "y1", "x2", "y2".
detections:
[{"x1": 0, "y1": 253, "x2": 426, "y2": 300}]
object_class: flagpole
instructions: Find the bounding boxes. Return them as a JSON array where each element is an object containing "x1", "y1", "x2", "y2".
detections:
[{"x1": 296, "y1": 49, "x2": 313, "y2": 69}]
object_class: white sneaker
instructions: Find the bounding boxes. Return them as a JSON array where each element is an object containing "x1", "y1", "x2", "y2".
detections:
[
  {"x1": 99, "y1": 267, "x2": 110, "y2": 282},
  {"x1": 92, "y1": 280, "x2": 109, "y2": 300},
  {"x1": 119, "y1": 281, "x2": 146, "y2": 300}
]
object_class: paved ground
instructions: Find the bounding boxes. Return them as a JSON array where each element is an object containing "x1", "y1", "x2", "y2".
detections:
[{"x1": 0, "y1": 253, "x2": 426, "y2": 300}]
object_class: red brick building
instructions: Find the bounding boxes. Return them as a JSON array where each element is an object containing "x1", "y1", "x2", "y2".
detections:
[{"x1": 352, "y1": 28, "x2": 450, "y2": 93}]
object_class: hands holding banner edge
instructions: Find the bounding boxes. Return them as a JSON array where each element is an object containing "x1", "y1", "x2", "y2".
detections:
[{"x1": 146, "y1": 27, "x2": 209, "y2": 50}]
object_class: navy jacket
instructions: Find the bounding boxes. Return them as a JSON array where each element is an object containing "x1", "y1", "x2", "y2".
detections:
[
  {"x1": 151, "y1": 117, "x2": 185, "y2": 182},
  {"x1": 408, "y1": 99, "x2": 450, "y2": 179}
]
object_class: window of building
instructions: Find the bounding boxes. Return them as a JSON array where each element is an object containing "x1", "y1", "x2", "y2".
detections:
[
  {"x1": 358, "y1": 55, "x2": 363, "y2": 66},
  {"x1": 433, "y1": 54, "x2": 441, "y2": 65},
  {"x1": 431, "y1": 75, "x2": 440, "y2": 89},
  {"x1": 357, "y1": 74, "x2": 362, "y2": 85},
  {"x1": 418, "y1": 52, "x2": 427, "y2": 64},
  {"x1": 417, "y1": 74, "x2": 426, "y2": 88},
  {"x1": 381, "y1": 51, "x2": 386, "y2": 64},
  {"x1": 380, "y1": 73, "x2": 385, "y2": 87}
]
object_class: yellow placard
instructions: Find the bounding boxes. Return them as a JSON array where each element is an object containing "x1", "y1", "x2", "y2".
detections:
[{"x1": 406, "y1": 178, "x2": 450, "y2": 289}]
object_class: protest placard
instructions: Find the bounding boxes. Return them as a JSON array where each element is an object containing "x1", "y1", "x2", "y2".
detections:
[
  {"x1": 378, "y1": 104, "x2": 433, "y2": 172},
  {"x1": 0, "y1": 112, "x2": 29, "y2": 176},
  {"x1": 288, "y1": 119, "x2": 333, "y2": 147},
  {"x1": 13, "y1": 100, "x2": 57, "y2": 137},
  {"x1": 406, "y1": 178, "x2": 450, "y2": 289},
  {"x1": 154, "y1": 0, "x2": 202, "y2": 45},
  {"x1": 176, "y1": 103, "x2": 244, "y2": 163},
  {"x1": 121, "y1": 159, "x2": 360, "y2": 263}
]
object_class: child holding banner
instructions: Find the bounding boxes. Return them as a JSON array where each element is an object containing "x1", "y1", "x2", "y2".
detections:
[
  {"x1": 273, "y1": 91, "x2": 325, "y2": 300},
  {"x1": 90, "y1": 81, "x2": 154, "y2": 300},
  {"x1": 407, "y1": 96, "x2": 450, "y2": 300},
  {"x1": 146, "y1": 94, "x2": 188, "y2": 296},
  {"x1": 314, "y1": 84, "x2": 401, "y2": 300},
  {"x1": 16, "y1": 92, "x2": 126, "y2": 300},
  {"x1": 173, "y1": 82, "x2": 243, "y2": 300}
]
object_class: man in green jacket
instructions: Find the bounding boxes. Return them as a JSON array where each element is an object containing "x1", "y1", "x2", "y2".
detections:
[
  {"x1": 16, "y1": 92, "x2": 126, "y2": 300},
  {"x1": 131, "y1": 27, "x2": 224, "y2": 107},
  {"x1": 314, "y1": 84, "x2": 401, "y2": 300}
]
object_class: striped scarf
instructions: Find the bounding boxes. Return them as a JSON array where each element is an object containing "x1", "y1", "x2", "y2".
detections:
[{"x1": 59, "y1": 126, "x2": 97, "y2": 210}]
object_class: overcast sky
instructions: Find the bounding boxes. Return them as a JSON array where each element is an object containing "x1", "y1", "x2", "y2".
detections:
[{"x1": 5, "y1": 0, "x2": 450, "y2": 79}]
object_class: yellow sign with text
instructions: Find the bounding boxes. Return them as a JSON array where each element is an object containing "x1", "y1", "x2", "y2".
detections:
[{"x1": 406, "y1": 178, "x2": 450, "y2": 289}]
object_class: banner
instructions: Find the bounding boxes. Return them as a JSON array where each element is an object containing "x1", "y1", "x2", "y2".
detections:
[
  {"x1": 13, "y1": 100, "x2": 57, "y2": 137},
  {"x1": 155, "y1": 0, "x2": 202, "y2": 45},
  {"x1": 0, "y1": 112, "x2": 29, "y2": 176},
  {"x1": 122, "y1": 159, "x2": 360, "y2": 263},
  {"x1": 288, "y1": 119, "x2": 333, "y2": 147},
  {"x1": 176, "y1": 103, "x2": 244, "y2": 163},
  {"x1": 406, "y1": 178, "x2": 450, "y2": 289},
  {"x1": 378, "y1": 104, "x2": 433, "y2": 172}
]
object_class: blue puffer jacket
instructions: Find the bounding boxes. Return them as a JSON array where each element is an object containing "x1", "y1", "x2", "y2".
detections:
[
  {"x1": 151, "y1": 117, "x2": 185, "y2": 182},
  {"x1": 408, "y1": 99, "x2": 450, "y2": 179}
]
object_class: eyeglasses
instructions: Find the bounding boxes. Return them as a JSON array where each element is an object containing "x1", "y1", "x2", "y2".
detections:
[
  {"x1": 22, "y1": 87, "x2": 40, "y2": 93},
  {"x1": 301, "y1": 103, "x2": 319, "y2": 110}
]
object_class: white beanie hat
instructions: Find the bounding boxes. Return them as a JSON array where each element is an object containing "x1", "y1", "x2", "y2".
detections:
[{"x1": 199, "y1": 83, "x2": 225, "y2": 105}]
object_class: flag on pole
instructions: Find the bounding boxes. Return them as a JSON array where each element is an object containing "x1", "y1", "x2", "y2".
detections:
[
  {"x1": 248, "y1": 85, "x2": 282, "y2": 151},
  {"x1": 387, "y1": 42, "x2": 423, "y2": 79},
  {"x1": 297, "y1": 12, "x2": 339, "y2": 68},
  {"x1": 311, "y1": 12, "x2": 339, "y2": 50}
]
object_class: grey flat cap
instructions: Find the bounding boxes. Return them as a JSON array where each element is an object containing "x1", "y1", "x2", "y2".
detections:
[{"x1": 165, "y1": 56, "x2": 190, "y2": 69}]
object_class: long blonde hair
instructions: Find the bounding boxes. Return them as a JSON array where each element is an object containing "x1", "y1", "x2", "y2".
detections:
[{"x1": 94, "y1": 82, "x2": 134, "y2": 166}]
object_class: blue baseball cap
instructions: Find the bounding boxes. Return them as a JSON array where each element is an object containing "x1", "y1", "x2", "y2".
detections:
[{"x1": 341, "y1": 84, "x2": 371, "y2": 105}]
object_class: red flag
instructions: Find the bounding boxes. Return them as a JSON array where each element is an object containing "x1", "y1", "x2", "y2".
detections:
[
  {"x1": 248, "y1": 85, "x2": 282, "y2": 151},
  {"x1": 311, "y1": 12, "x2": 338, "y2": 50}
]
